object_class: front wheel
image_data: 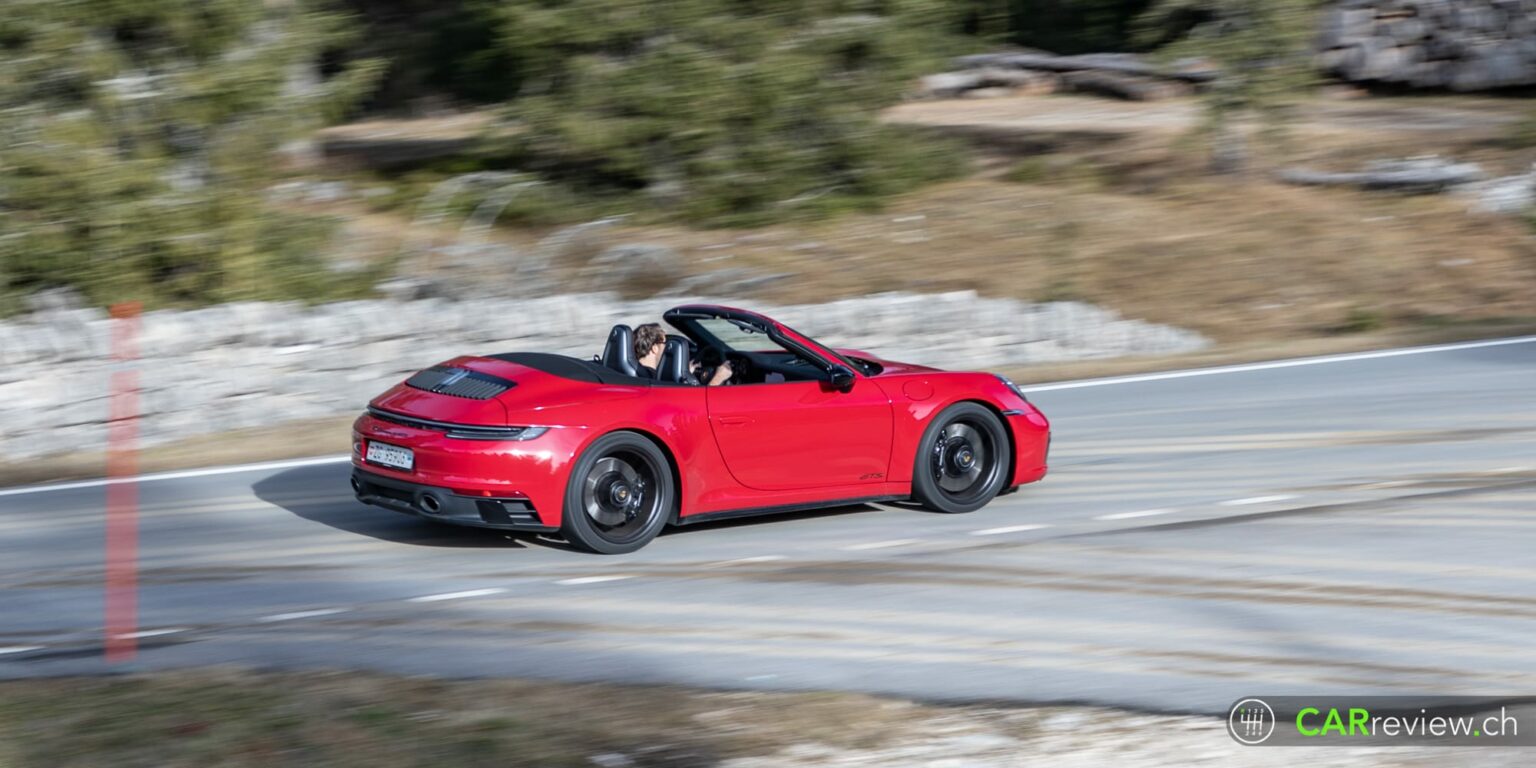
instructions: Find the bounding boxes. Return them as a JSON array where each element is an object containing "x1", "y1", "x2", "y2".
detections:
[
  {"x1": 561, "y1": 432, "x2": 674, "y2": 554},
  {"x1": 911, "y1": 403, "x2": 1011, "y2": 514}
]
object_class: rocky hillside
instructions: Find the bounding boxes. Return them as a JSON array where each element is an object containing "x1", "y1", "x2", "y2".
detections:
[{"x1": 1320, "y1": 0, "x2": 1536, "y2": 89}]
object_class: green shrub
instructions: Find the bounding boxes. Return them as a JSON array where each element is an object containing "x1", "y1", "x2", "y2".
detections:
[
  {"x1": 0, "y1": 0, "x2": 381, "y2": 311},
  {"x1": 481, "y1": 0, "x2": 971, "y2": 227}
]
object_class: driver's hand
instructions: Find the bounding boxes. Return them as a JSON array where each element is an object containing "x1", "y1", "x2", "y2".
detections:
[{"x1": 709, "y1": 361, "x2": 733, "y2": 386}]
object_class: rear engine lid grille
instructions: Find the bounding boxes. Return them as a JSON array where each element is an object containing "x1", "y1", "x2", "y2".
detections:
[
  {"x1": 405, "y1": 366, "x2": 514, "y2": 400},
  {"x1": 368, "y1": 407, "x2": 526, "y2": 440}
]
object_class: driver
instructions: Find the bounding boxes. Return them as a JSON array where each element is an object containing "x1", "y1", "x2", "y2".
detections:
[{"x1": 634, "y1": 323, "x2": 732, "y2": 385}]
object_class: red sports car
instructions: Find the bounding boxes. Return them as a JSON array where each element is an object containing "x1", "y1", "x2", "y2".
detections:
[{"x1": 350, "y1": 305, "x2": 1050, "y2": 553}]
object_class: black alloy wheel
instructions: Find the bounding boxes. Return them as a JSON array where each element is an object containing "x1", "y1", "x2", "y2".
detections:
[
  {"x1": 911, "y1": 402, "x2": 1011, "y2": 514},
  {"x1": 561, "y1": 432, "x2": 674, "y2": 554}
]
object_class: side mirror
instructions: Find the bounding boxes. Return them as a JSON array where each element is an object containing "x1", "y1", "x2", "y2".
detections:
[{"x1": 827, "y1": 366, "x2": 855, "y2": 392}]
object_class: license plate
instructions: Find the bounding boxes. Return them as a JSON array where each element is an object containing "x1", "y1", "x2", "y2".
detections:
[{"x1": 366, "y1": 441, "x2": 414, "y2": 471}]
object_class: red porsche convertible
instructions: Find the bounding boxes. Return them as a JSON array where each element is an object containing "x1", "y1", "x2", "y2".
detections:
[{"x1": 351, "y1": 305, "x2": 1050, "y2": 553}]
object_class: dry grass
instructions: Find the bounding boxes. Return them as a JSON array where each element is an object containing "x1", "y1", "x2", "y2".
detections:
[
  {"x1": 0, "y1": 670, "x2": 1027, "y2": 768},
  {"x1": 0, "y1": 416, "x2": 355, "y2": 488},
  {"x1": 583, "y1": 175, "x2": 1536, "y2": 341},
  {"x1": 310, "y1": 93, "x2": 1536, "y2": 344},
  {"x1": 553, "y1": 93, "x2": 1536, "y2": 341}
]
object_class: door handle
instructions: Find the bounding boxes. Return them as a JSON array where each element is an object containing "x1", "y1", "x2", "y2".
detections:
[{"x1": 717, "y1": 416, "x2": 751, "y2": 427}]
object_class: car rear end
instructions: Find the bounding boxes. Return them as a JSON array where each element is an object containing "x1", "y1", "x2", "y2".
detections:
[{"x1": 351, "y1": 356, "x2": 591, "y2": 532}]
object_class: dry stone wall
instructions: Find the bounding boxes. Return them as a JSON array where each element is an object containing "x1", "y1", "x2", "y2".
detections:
[{"x1": 0, "y1": 293, "x2": 1208, "y2": 461}]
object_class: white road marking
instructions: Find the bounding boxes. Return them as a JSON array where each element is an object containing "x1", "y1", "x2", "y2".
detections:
[
  {"x1": 711, "y1": 555, "x2": 787, "y2": 566},
  {"x1": 257, "y1": 608, "x2": 350, "y2": 622},
  {"x1": 0, "y1": 455, "x2": 351, "y2": 498},
  {"x1": 555, "y1": 575, "x2": 634, "y2": 585},
  {"x1": 116, "y1": 628, "x2": 187, "y2": 639},
  {"x1": 407, "y1": 588, "x2": 506, "y2": 602},
  {"x1": 0, "y1": 646, "x2": 43, "y2": 656},
  {"x1": 1219, "y1": 495, "x2": 1297, "y2": 507},
  {"x1": 1486, "y1": 466, "x2": 1534, "y2": 474},
  {"x1": 1021, "y1": 335, "x2": 1536, "y2": 392},
  {"x1": 841, "y1": 539, "x2": 918, "y2": 551},
  {"x1": 970, "y1": 524, "x2": 1050, "y2": 536},
  {"x1": 1362, "y1": 481, "x2": 1413, "y2": 490},
  {"x1": 1094, "y1": 508, "x2": 1174, "y2": 521}
]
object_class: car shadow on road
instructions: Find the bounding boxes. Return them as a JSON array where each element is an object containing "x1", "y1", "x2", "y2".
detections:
[
  {"x1": 254, "y1": 464, "x2": 900, "y2": 549},
  {"x1": 660, "y1": 503, "x2": 888, "y2": 538},
  {"x1": 252, "y1": 465, "x2": 572, "y2": 551}
]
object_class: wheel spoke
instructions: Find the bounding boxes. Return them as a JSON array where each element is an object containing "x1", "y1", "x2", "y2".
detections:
[
  {"x1": 934, "y1": 421, "x2": 992, "y2": 494},
  {"x1": 580, "y1": 451, "x2": 662, "y2": 541}
]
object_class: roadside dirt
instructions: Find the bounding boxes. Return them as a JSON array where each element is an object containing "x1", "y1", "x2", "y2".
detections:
[
  {"x1": 0, "y1": 670, "x2": 1512, "y2": 767},
  {"x1": 884, "y1": 92, "x2": 1529, "y2": 140},
  {"x1": 320, "y1": 93, "x2": 1536, "y2": 343}
]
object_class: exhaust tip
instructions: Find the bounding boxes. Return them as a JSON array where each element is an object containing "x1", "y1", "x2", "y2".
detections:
[
  {"x1": 350, "y1": 477, "x2": 363, "y2": 494},
  {"x1": 419, "y1": 494, "x2": 442, "y2": 514}
]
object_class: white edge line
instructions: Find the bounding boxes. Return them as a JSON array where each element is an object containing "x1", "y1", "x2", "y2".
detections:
[
  {"x1": 0, "y1": 455, "x2": 351, "y2": 498},
  {"x1": 407, "y1": 588, "x2": 506, "y2": 603},
  {"x1": 258, "y1": 608, "x2": 351, "y2": 623},
  {"x1": 970, "y1": 524, "x2": 1050, "y2": 536},
  {"x1": 1094, "y1": 508, "x2": 1174, "y2": 521},
  {"x1": 555, "y1": 575, "x2": 634, "y2": 585},
  {"x1": 115, "y1": 628, "x2": 188, "y2": 639},
  {"x1": 0, "y1": 646, "x2": 43, "y2": 655},
  {"x1": 841, "y1": 539, "x2": 919, "y2": 551},
  {"x1": 1021, "y1": 335, "x2": 1536, "y2": 393},
  {"x1": 1219, "y1": 495, "x2": 1298, "y2": 507}
]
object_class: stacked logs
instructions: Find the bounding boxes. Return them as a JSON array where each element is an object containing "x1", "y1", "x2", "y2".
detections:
[{"x1": 1318, "y1": 0, "x2": 1536, "y2": 90}]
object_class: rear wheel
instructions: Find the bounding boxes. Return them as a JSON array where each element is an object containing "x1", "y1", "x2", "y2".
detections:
[
  {"x1": 560, "y1": 432, "x2": 674, "y2": 554},
  {"x1": 911, "y1": 403, "x2": 1010, "y2": 514}
]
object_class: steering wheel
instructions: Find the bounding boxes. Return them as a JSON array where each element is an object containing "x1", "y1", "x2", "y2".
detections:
[
  {"x1": 694, "y1": 346, "x2": 727, "y2": 385},
  {"x1": 722, "y1": 352, "x2": 753, "y2": 385}
]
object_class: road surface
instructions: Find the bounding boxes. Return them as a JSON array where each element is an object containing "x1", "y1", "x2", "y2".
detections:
[{"x1": 3, "y1": 338, "x2": 1534, "y2": 715}]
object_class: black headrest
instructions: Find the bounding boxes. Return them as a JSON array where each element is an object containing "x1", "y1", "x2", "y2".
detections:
[
  {"x1": 659, "y1": 336, "x2": 698, "y2": 385},
  {"x1": 601, "y1": 325, "x2": 638, "y2": 377}
]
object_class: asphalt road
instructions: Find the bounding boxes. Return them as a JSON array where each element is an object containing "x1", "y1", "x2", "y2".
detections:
[{"x1": 3, "y1": 338, "x2": 1535, "y2": 715}]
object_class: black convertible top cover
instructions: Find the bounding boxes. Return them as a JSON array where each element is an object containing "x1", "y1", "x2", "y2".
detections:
[{"x1": 486, "y1": 352, "x2": 665, "y2": 386}]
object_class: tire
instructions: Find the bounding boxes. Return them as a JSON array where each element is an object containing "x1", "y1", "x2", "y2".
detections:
[
  {"x1": 560, "y1": 432, "x2": 675, "y2": 554},
  {"x1": 910, "y1": 402, "x2": 1011, "y2": 514}
]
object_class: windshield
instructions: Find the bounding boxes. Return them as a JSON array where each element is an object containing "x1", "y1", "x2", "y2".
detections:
[{"x1": 693, "y1": 318, "x2": 791, "y2": 353}]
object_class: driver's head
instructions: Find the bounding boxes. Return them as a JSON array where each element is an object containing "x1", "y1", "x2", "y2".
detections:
[{"x1": 634, "y1": 323, "x2": 666, "y2": 364}]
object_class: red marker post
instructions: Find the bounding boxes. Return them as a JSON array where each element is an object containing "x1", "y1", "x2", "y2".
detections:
[{"x1": 105, "y1": 302, "x2": 141, "y2": 662}]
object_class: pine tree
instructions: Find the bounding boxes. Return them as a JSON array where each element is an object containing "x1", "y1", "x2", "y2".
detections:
[
  {"x1": 1137, "y1": 0, "x2": 1316, "y2": 174},
  {"x1": 485, "y1": 0, "x2": 971, "y2": 225},
  {"x1": 0, "y1": 0, "x2": 381, "y2": 310}
]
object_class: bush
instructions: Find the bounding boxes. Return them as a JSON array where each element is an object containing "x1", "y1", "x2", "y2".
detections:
[
  {"x1": 0, "y1": 0, "x2": 381, "y2": 312},
  {"x1": 481, "y1": 0, "x2": 971, "y2": 226}
]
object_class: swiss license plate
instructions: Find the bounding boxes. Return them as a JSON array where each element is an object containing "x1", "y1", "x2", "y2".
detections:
[{"x1": 366, "y1": 441, "x2": 414, "y2": 471}]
